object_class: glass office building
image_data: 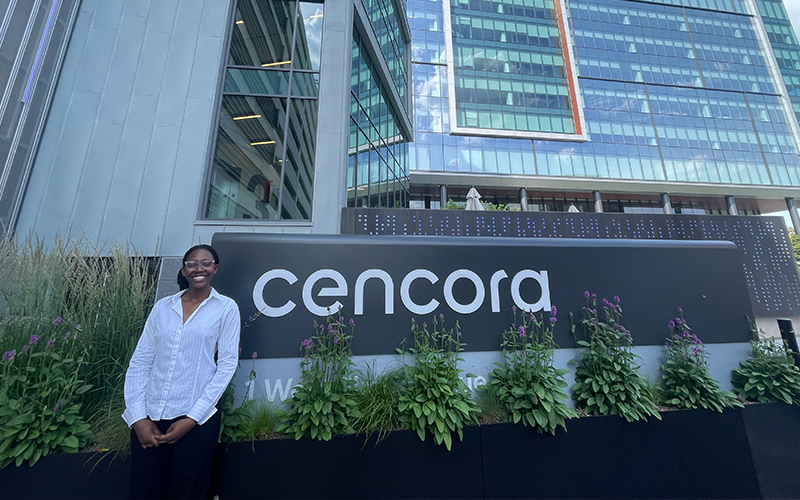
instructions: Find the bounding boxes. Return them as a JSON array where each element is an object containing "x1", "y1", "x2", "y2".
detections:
[
  {"x1": 6, "y1": 0, "x2": 800, "y2": 257},
  {"x1": 407, "y1": 0, "x2": 800, "y2": 217}
]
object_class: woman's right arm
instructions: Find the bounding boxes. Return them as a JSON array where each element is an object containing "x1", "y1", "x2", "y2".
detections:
[{"x1": 122, "y1": 302, "x2": 159, "y2": 427}]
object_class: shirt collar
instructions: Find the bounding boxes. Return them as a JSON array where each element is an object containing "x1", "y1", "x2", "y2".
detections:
[{"x1": 171, "y1": 287, "x2": 220, "y2": 314}]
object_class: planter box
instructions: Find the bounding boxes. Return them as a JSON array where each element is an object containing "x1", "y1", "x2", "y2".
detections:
[{"x1": 3, "y1": 404, "x2": 800, "y2": 499}]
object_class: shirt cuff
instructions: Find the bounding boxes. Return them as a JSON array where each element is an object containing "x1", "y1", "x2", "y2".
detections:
[
  {"x1": 187, "y1": 404, "x2": 217, "y2": 425},
  {"x1": 122, "y1": 406, "x2": 148, "y2": 428}
]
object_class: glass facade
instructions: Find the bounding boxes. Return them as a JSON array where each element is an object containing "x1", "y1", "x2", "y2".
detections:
[
  {"x1": 757, "y1": 0, "x2": 800, "y2": 123},
  {"x1": 205, "y1": 0, "x2": 323, "y2": 220},
  {"x1": 363, "y1": 0, "x2": 410, "y2": 109},
  {"x1": 407, "y1": 0, "x2": 800, "y2": 187},
  {"x1": 348, "y1": 29, "x2": 411, "y2": 208},
  {"x1": 446, "y1": 0, "x2": 583, "y2": 136}
]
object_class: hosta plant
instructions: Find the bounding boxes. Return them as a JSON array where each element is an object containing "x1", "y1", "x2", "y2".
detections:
[
  {"x1": 0, "y1": 321, "x2": 93, "y2": 469},
  {"x1": 398, "y1": 315, "x2": 479, "y2": 450},
  {"x1": 570, "y1": 293, "x2": 661, "y2": 422},
  {"x1": 279, "y1": 311, "x2": 362, "y2": 440},
  {"x1": 732, "y1": 337, "x2": 800, "y2": 404},
  {"x1": 488, "y1": 306, "x2": 576, "y2": 433},
  {"x1": 661, "y1": 309, "x2": 740, "y2": 411}
]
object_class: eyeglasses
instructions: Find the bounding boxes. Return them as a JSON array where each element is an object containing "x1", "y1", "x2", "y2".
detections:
[{"x1": 184, "y1": 259, "x2": 216, "y2": 270}]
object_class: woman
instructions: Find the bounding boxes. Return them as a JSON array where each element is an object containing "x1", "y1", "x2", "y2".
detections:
[{"x1": 122, "y1": 244, "x2": 240, "y2": 499}]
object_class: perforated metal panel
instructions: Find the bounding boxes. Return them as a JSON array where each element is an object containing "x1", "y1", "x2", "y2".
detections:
[{"x1": 342, "y1": 209, "x2": 800, "y2": 317}]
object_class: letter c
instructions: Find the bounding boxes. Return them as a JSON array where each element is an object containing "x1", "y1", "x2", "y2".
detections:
[
  {"x1": 253, "y1": 269, "x2": 297, "y2": 317},
  {"x1": 400, "y1": 269, "x2": 440, "y2": 315}
]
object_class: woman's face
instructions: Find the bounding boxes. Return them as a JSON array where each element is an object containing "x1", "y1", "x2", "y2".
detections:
[{"x1": 181, "y1": 249, "x2": 218, "y2": 290}]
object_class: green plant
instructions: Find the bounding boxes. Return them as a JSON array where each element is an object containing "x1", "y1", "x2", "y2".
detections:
[
  {"x1": 219, "y1": 352, "x2": 259, "y2": 443},
  {"x1": 791, "y1": 233, "x2": 800, "y2": 264},
  {"x1": 352, "y1": 364, "x2": 405, "y2": 444},
  {"x1": 570, "y1": 293, "x2": 661, "y2": 422},
  {"x1": 245, "y1": 400, "x2": 284, "y2": 440},
  {"x1": 488, "y1": 306, "x2": 576, "y2": 433},
  {"x1": 661, "y1": 309, "x2": 740, "y2": 411},
  {"x1": 732, "y1": 337, "x2": 800, "y2": 404},
  {"x1": 0, "y1": 323, "x2": 93, "y2": 468},
  {"x1": 473, "y1": 384, "x2": 507, "y2": 424},
  {"x1": 397, "y1": 315, "x2": 479, "y2": 450},
  {"x1": 0, "y1": 235, "x2": 157, "y2": 453},
  {"x1": 279, "y1": 312, "x2": 361, "y2": 440},
  {"x1": 445, "y1": 198, "x2": 466, "y2": 210}
]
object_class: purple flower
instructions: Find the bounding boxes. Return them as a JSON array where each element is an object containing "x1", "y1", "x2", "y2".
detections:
[
  {"x1": 591, "y1": 293, "x2": 596, "y2": 299},
  {"x1": 677, "y1": 307, "x2": 683, "y2": 313},
  {"x1": 439, "y1": 313, "x2": 444, "y2": 319},
  {"x1": 349, "y1": 319, "x2": 355, "y2": 325},
  {"x1": 53, "y1": 317, "x2": 62, "y2": 326},
  {"x1": 550, "y1": 305, "x2": 557, "y2": 316},
  {"x1": 313, "y1": 320, "x2": 318, "y2": 326},
  {"x1": 251, "y1": 351, "x2": 258, "y2": 359},
  {"x1": 301, "y1": 339, "x2": 312, "y2": 350},
  {"x1": 21, "y1": 345, "x2": 29, "y2": 353},
  {"x1": 569, "y1": 311, "x2": 574, "y2": 318},
  {"x1": 339, "y1": 316, "x2": 344, "y2": 322},
  {"x1": 338, "y1": 304, "x2": 343, "y2": 311},
  {"x1": 333, "y1": 337, "x2": 339, "y2": 344},
  {"x1": 327, "y1": 324, "x2": 335, "y2": 332},
  {"x1": 550, "y1": 316, "x2": 557, "y2": 325},
  {"x1": 29, "y1": 334, "x2": 39, "y2": 345},
  {"x1": 423, "y1": 322, "x2": 428, "y2": 330},
  {"x1": 326, "y1": 306, "x2": 330, "y2": 312},
  {"x1": 411, "y1": 318, "x2": 415, "y2": 323},
  {"x1": 512, "y1": 305, "x2": 517, "y2": 312},
  {"x1": 75, "y1": 334, "x2": 81, "y2": 340},
  {"x1": 584, "y1": 291, "x2": 590, "y2": 298},
  {"x1": 64, "y1": 331, "x2": 71, "y2": 339},
  {"x1": 518, "y1": 326, "x2": 526, "y2": 338},
  {"x1": 668, "y1": 320, "x2": 676, "y2": 329},
  {"x1": 47, "y1": 339, "x2": 55, "y2": 348},
  {"x1": 614, "y1": 296, "x2": 620, "y2": 303},
  {"x1": 2, "y1": 350, "x2": 15, "y2": 361},
  {"x1": 457, "y1": 331, "x2": 462, "y2": 337},
  {"x1": 75, "y1": 324, "x2": 81, "y2": 330}
]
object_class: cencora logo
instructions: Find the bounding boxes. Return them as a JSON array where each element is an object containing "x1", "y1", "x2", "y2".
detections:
[{"x1": 252, "y1": 268, "x2": 551, "y2": 317}]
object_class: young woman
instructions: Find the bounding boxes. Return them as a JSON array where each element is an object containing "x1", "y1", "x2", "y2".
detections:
[{"x1": 123, "y1": 244, "x2": 240, "y2": 499}]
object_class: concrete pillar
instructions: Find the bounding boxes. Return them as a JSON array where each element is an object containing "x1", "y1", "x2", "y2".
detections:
[
  {"x1": 310, "y1": 1, "x2": 355, "y2": 233},
  {"x1": 787, "y1": 198, "x2": 800, "y2": 233},
  {"x1": 725, "y1": 195, "x2": 738, "y2": 215},
  {"x1": 661, "y1": 193, "x2": 673, "y2": 214},
  {"x1": 439, "y1": 185, "x2": 447, "y2": 208},
  {"x1": 593, "y1": 190, "x2": 603, "y2": 213},
  {"x1": 519, "y1": 188, "x2": 528, "y2": 211}
]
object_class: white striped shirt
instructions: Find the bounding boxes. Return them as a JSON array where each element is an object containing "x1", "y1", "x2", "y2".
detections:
[{"x1": 122, "y1": 288, "x2": 240, "y2": 426}]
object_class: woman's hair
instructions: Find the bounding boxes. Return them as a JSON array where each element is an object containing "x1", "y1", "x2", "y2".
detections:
[{"x1": 177, "y1": 244, "x2": 220, "y2": 291}]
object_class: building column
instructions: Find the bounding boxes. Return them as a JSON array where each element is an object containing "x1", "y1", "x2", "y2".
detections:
[
  {"x1": 310, "y1": 1, "x2": 355, "y2": 233},
  {"x1": 787, "y1": 198, "x2": 800, "y2": 233},
  {"x1": 439, "y1": 185, "x2": 447, "y2": 208},
  {"x1": 661, "y1": 193, "x2": 673, "y2": 214},
  {"x1": 725, "y1": 195, "x2": 739, "y2": 215},
  {"x1": 593, "y1": 190, "x2": 603, "y2": 213},
  {"x1": 519, "y1": 188, "x2": 528, "y2": 211}
]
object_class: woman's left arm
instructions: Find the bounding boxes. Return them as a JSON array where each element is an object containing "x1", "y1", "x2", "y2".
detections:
[{"x1": 187, "y1": 300, "x2": 241, "y2": 424}]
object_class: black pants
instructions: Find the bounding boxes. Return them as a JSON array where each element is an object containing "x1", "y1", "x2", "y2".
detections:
[{"x1": 129, "y1": 412, "x2": 220, "y2": 500}]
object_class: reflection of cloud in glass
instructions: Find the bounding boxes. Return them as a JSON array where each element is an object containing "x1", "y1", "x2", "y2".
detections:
[{"x1": 300, "y1": 3, "x2": 323, "y2": 70}]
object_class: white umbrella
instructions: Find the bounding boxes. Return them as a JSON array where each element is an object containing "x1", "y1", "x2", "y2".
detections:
[{"x1": 466, "y1": 187, "x2": 485, "y2": 211}]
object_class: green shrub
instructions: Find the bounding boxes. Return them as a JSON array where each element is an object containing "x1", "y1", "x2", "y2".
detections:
[
  {"x1": 352, "y1": 365, "x2": 405, "y2": 444},
  {"x1": 398, "y1": 315, "x2": 479, "y2": 450},
  {"x1": 0, "y1": 323, "x2": 93, "y2": 468},
  {"x1": 473, "y1": 384, "x2": 507, "y2": 424},
  {"x1": 732, "y1": 338, "x2": 800, "y2": 404},
  {"x1": 661, "y1": 309, "x2": 740, "y2": 411},
  {"x1": 488, "y1": 307, "x2": 576, "y2": 433},
  {"x1": 0, "y1": 235, "x2": 157, "y2": 456},
  {"x1": 570, "y1": 293, "x2": 661, "y2": 422},
  {"x1": 279, "y1": 313, "x2": 361, "y2": 441}
]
